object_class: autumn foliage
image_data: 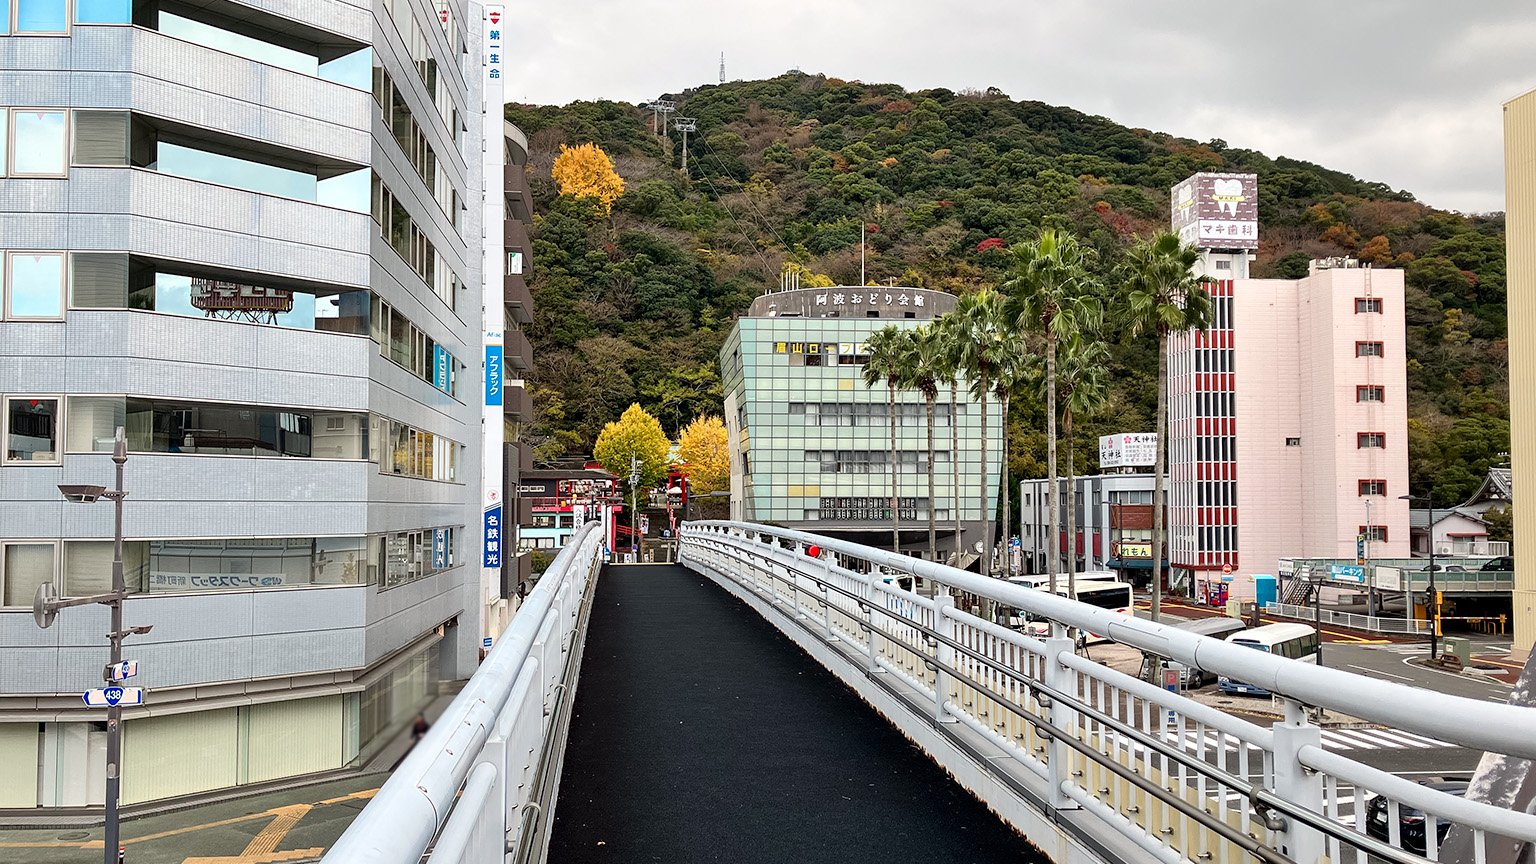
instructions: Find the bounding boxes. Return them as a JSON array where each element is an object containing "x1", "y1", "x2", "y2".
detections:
[
  {"x1": 551, "y1": 142, "x2": 625, "y2": 214},
  {"x1": 676, "y1": 415, "x2": 730, "y2": 495}
]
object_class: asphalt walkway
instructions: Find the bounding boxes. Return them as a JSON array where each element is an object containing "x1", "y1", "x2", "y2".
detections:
[{"x1": 548, "y1": 564, "x2": 1047, "y2": 864}]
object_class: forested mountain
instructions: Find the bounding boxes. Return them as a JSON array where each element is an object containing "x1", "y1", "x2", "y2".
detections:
[{"x1": 506, "y1": 72, "x2": 1509, "y2": 508}]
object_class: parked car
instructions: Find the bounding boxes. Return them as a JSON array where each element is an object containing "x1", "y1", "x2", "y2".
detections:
[
  {"x1": 1480, "y1": 556, "x2": 1514, "y2": 572},
  {"x1": 1364, "y1": 780, "x2": 1468, "y2": 853},
  {"x1": 1419, "y1": 563, "x2": 1466, "y2": 572}
]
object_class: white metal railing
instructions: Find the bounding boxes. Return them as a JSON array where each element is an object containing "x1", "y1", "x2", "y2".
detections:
[
  {"x1": 1263, "y1": 602, "x2": 1433, "y2": 635},
  {"x1": 680, "y1": 521, "x2": 1536, "y2": 864},
  {"x1": 323, "y1": 523, "x2": 605, "y2": 864}
]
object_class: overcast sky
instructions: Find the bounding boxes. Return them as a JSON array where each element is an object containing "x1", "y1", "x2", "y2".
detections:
[{"x1": 504, "y1": 1, "x2": 1536, "y2": 214}]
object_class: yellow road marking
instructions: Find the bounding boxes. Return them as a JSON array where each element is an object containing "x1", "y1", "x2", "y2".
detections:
[
  {"x1": 0, "y1": 786, "x2": 380, "y2": 852},
  {"x1": 182, "y1": 848, "x2": 324, "y2": 864},
  {"x1": 243, "y1": 804, "x2": 312, "y2": 857}
]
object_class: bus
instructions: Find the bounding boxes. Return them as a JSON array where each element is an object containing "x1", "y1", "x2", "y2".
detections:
[
  {"x1": 1003, "y1": 576, "x2": 1134, "y2": 643},
  {"x1": 1216, "y1": 622, "x2": 1320, "y2": 696}
]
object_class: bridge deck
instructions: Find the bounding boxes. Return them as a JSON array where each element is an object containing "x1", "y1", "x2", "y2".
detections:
[{"x1": 550, "y1": 564, "x2": 1047, "y2": 863}]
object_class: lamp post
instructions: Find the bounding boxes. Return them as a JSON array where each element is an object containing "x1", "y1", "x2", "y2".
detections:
[
  {"x1": 629, "y1": 454, "x2": 641, "y2": 562},
  {"x1": 1400, "y1": 491, "x2": 1438, "y2": 660},
  {"x1": 1364, "y1": 497, "x2": 1375, "y2": 617},
  {"x1": 34, "y1": 427, "x2": 147, "y2": 864}
]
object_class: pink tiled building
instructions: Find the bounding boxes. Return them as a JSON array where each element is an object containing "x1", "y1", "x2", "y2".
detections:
[{"x1": 1167, "y1": 174, "x2": 1410, "y2": 599}]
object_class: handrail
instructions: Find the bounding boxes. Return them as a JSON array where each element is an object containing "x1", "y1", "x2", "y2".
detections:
[
  {"x1": 682, "y1": 520, "x2": 1536, "y2": 761},
  {"x1": 681, "y1": 522, "x2": 1536, "y2": 864},
  {"x1": 323, "y1": 523, "x2": 604, "y2": 864}
]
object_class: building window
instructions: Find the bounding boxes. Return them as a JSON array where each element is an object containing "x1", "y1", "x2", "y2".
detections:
[
  {"x1": 1285, "y1": 437, "x2": 1301, "y2": 447},
  {"x1": 15, "y1": 0, "x2": 69, "y2": 33},
  {"x1": 1356, "y1": 386, "x2": 1385, "y2": 402},
  {"x1": 5, "y1": 251, "x2": 66, "y2": 319},
  {"x1": 1358, "y1": 479, "x2": 1387, "y2": 496},
  {"x1": 1, "y1": 542, "x2": 58, "y2": 607},
  {"x1": 5, "y1": 397, "x2": 59, "y2": 463},
  {"x1": 1360, "y1": 526, "x2": 1388, "y2": 542},
  {"x1": 74, "y1": 0, "x2": 133, "y2": 24},
  {"x1": 1356, "y1": 341, "x2": 1385, "y2": 357},
  {"x1": 1354, "y1": 297, "x2": 1383, "y2": 314},
  {"x1": 1357, "y1": 432, "x2": 1386, "y2": 449},
  {"x1": 11, "y1": 109, "x2": 68, "y2": 176}
]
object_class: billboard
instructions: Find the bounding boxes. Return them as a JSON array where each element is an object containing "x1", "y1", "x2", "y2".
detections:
[
  {"x1": 1099, "y1": 433, "x2": 1157, "y2": 469},
  {"x1": 1170, "y1": 172, "x2": 1259, "y2": 250},
  {"x1": 190, "y1": 278, "x2": 293, "y2": 313}
]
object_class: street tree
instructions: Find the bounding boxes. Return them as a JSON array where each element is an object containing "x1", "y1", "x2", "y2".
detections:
[
  {"x1": 1005, "y1": 227, "x2": 1102, "y2": 593},
  {"x1": 1057, "y1": 335, "x2": 1112, "y2": 601},
  {"x1": 937, "y1": 288, "x2": 1009, "y2": 577},
  {"x1": 677, "y1": 415, "x2": 730, "y2": 495},
  {"x1": 1117, "y1": 232, "x2": 1213, "y2": 622},
  {"x1": 593, "y1": 403, "x2": 671, "y2": 494},
  {"x1": 864, "y1": 326, "x2": 914, "y2": 552}
]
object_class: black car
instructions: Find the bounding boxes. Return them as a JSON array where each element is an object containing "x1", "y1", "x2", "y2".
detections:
[
  {"x1": 1480, "y1": 556, "x2": 1515, "y2": 572},
  {"x1": 1365, "y1": 780, "x2": 1468, "y2": 853}
]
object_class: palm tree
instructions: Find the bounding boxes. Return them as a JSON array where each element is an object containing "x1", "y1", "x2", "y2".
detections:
[
  {"x1": 904, "y1": 326, "x2": 945, "y2": 562},
  {"x1": 937, "y1": 289, "x2": 1008, "y2": 579},
  {"x1": 988, "y1": 333, "x2": 1031, "y2": 577},
  {"x1": 1005, "y1": 228, "x2": 1102, "y2": 594},
  {"x1": 1117, "y1": 232, "x2": 1214, "y2": 622},
  {"x1": 863, "y1": 326, "x2": 911, "y2": 553},
  {"x1": 1057, "y1": 335, "x2": 1112, "y2": 601}
]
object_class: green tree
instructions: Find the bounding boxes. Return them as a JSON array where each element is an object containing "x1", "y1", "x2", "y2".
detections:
[
  {"x1": 1005, "y1": 228, "x2": 1102, "y2": 592},
  {"x1": 900, "y1": 325, "x2": 946, "y2": 561},
  {"x1": 1057, "y1": 336, "x2": 1112, "y2": 600},
  {"x1": 937, "y1": 288, "x2": 1009, "y2": 577},
  {"x1": 593, "y1": 403, "x2": 671, "y2": 494},
  {"x1": 864, "y1": 326, "x2": 914, "y2": 551},
  {"x1": 1116, "y1": 233, "x2": 1213, "y2": 622},
  {"x1": 1485, "y1": 506, "x2": 1513, "y2": 547}
]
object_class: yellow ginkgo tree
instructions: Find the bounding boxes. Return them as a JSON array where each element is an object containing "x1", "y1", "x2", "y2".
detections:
[
  {"x1": 551, "y1": 142, "x2": 625, "y2": 214},
  {"x1": 676, "y1": 415, "x2": 729, "y2": 495}
]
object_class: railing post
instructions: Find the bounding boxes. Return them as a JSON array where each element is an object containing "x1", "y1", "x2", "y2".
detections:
[
  {"x1": 1270, "y1": 698, "x2": 1325, "y2": 863},
  {"x1": 866, "y1": 567, "x2": 882, "y2": 673},
  {"x1": 1043, "y1": 634, "x2": 1081, "y2": 812},
  {"x1": 822, "y1": 553, "x2": 838, "y2": 642},
  {"x1": 933, "y1": 593, "x2": 956, "y2": 723},
  {"x1": 791, "y1": 543, "x2": 806, "y2": 618}
]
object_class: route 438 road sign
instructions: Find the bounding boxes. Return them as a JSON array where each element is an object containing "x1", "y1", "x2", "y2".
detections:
[{"x1": 83, "y1": 686, "x2": 144, "y2": 708}]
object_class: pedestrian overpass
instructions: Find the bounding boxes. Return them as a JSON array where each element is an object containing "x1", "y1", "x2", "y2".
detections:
[{"x1": 324, "y1": 522, "x2": 1536, "y2": 864}]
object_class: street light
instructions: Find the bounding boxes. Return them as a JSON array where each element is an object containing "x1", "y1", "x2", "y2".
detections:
[
  {"x1": 1400, "y1": 491, "x2": 1438, "y2": 661},
  {"x1": 33, "y1": 427, "x2": 148, "y2": 864}
]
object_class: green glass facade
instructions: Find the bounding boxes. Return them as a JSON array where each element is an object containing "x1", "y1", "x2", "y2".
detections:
[{"x1": 719, "y1": 288, "x2": 1001, "y2": 558}]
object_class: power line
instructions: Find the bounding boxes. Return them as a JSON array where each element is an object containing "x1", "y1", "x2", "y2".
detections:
[{"x1": 698, "y1": 132, "x2": 794, "y2": 256}]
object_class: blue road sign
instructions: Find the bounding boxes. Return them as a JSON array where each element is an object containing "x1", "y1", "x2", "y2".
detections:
[
  {"x1": 84, "y1": 686, "x2": 144, "y2": 708},
  {"x1": 105, "y1": 660, "x2": 138, "y2": 682}
]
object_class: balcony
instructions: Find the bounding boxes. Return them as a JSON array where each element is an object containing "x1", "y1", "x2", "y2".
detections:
[
  {"x1": 506, "y1": 273, "x2": 534, "y2": 324},
  {"x1": 505, "y1": 326, "x2": 533, "y2": 371},
  {"x1": 503, "y1": 384, "x2": 533, "y2": 422},
  {"x1": 505, "y1": 168, "x2": 532, "y2": 224}
]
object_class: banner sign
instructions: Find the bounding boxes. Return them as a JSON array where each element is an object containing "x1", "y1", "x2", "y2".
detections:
[{"x1": 483, "y1": 505, "x2": 503, "y2": 569}]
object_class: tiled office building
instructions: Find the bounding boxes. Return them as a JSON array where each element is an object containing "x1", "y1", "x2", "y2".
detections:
[
  {"x1": 0, "y1": 0, "x2": 516, "y2": 807},
  {"x1": 719, "y1": 286, "x2": 1000, "y2": 559}
]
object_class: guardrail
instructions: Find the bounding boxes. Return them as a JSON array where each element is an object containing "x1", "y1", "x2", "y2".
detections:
[
  {"x1": 1263, "y1": 602, "x2": 1432, "y2": 635},
  {"x1": 323, "y1": 523, "x2": 605, "y2": 864},
  {"x1": 681, "y1": 521, "x2": 1536, "y2": 864}
]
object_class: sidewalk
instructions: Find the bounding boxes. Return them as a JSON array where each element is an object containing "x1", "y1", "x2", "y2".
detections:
[{"x1": 0, "y1": 690, "x2": 460, "y2": 863}]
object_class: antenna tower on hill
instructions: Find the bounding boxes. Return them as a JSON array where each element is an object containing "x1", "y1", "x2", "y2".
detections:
[{"x1": 719, "y1": 52, "x2": 726, "y2": 84}]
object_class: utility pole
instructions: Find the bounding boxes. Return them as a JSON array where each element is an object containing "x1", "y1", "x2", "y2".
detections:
[
  {"x1": 1363, "y1": 497, "x2": 1375, "y2": 616},
  {"x1": 630, "y1": 454, "x2": 642, "y2": 562},
  {"x1": 674, "y1": 117, "x2": 697, "y2": 172},
  {"x1": 37, "y1": 427, "x2": 150, "y2": 864}
]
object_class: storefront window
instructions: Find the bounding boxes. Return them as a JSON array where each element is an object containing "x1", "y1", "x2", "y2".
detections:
[
  {"x1": 5, "y1": 397, "x2": 58, "y2": 463},
  {"x1": 65, "y1": 396, "x2": 367, "y2": 459},
  {"x1": 140, "y1": 538, "x2": 369, "y2": 593}
]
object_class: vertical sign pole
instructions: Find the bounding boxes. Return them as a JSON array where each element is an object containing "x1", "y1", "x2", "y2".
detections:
[{"x1": 481, "y1": 4, "x2": 507, "y2": 641}]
